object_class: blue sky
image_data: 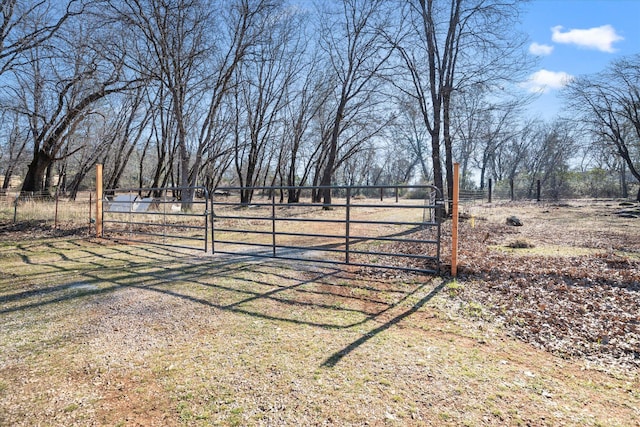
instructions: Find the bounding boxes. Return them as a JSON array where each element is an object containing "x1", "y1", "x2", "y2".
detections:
[{"x1": 520, "y1": 0, "x2": 640, "y2": 119}]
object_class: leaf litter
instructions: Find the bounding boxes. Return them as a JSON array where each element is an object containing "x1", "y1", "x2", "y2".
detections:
[{"x1": 374, "y1": 201, "x2": 640, "y2": 377}]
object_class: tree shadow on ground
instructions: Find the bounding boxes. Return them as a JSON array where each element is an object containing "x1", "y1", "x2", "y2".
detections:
[{"x1": 1, "y1": 240, "x2": 446, "y2": 366}]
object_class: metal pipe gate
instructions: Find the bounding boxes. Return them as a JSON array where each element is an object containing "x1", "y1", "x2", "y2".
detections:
[
  {"x1": 101, "y1": 186, "x2": 210, "y2": 252},
  {"x1": 210, "y1": 185, "x2": 443, "y2": 274}
]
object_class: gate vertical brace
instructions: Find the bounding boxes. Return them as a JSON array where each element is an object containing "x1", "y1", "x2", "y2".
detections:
[
  {"x1": 128, "y1": 190, "x2": 133, "y2": 236},
  {"x1": 271, "y1": 193, "x2": 276, "y2": 257},
  {"x1": 96, "y1": 164, "x2": 103, "y2": 237},
  {"x1": 163, "y1": 188, "x2": 167, "y2": 245},
  {"x1": 204, "y1": 189, "x2": 209, "y2": 253},
  {"x1": 210, "y1": 193, "x2": 215, "y2": 254},
  {"x1": 432, "y1": 190, "x2": 442, "y2": 274},
  {"x1": 436, "y1": 207, "x2": 441, "y2": 273},
  {"x1": 54, "y1": 192, "x2": 59, "y2": 229},
  {"x1": 345, "y1": 187, "x2": 351, "y2": 264}
]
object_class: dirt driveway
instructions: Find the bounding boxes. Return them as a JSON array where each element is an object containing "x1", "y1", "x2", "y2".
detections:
[{"x1": 0, "y1": 199, "x2": 639, "y2": 426}]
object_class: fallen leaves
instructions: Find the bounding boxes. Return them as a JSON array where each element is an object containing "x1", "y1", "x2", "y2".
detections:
[
  {"x1": 359, "y1": 202, "x2": 640, "y2": 376},
  {"x1": 454, "y1": 218, "x2": 640, "y2": 376}
]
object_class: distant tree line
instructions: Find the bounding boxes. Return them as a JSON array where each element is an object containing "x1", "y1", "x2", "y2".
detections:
[{"x1": 0, "y1": 0, "x2": 638, "y2": 207}]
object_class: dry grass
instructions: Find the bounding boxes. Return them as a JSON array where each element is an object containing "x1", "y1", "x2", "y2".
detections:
[
  {"x1": 0, "y1": 198, "x2": 639, "y2": 426},
  {"x1": 1, "y1": 192, "x2": 93, "y2": 226}
]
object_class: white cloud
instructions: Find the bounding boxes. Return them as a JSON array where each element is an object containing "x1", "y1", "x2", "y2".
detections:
[
  {"x1": 551, "y1": 25, "x2": 623, "y2": 52},
  {"x1": 521, "y1": 69, "x2": 574, "y2": 93},
  {"x1": 529, "y1": 42, "x2": 554, "y2": 56}
]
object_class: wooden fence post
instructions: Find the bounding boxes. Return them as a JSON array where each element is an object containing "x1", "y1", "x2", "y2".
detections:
[
  {"x1": 452, "y1": 163, "x2": 459, "y2": 277},
  {"x1": 96, "y1": 164, "x2": 103, "y2": 237}
]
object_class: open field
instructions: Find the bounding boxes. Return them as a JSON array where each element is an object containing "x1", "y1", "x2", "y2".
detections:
[{"x1": 0, "y1": 198, "x2": 639, "y2": 426}]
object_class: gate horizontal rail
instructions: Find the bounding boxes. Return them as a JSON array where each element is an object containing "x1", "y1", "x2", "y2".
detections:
[
  {"x1": 211, "y1": 184, "x2": 443, "y2": 274},
  {"x1": 101, "y1": 186, "x2": 210, "y2": 252}
]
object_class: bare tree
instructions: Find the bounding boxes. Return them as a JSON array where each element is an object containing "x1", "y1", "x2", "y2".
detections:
[
  {"x1": 316, "y1": 0, "x2": 396, "y2": 206},
  {"x1": 392, "y1": 96, "x2": 433, "y2": 183},
  {"x1": 0, "y1": 0, "x2": 83, "y2": 76},
  {"x1": 451, "y1": 87, "x2": 524, "y2": 188},
  {"x1": 395, "y1": 0, "x2": 530, "y2": 213},
  {"x1": 133, "y1": 84, "x2": 178, "y2": 191},
  {"x1": 564, "y1": 54, "x2": 640, "y2": 201},
  {"x1": 232, "y1": 3, "x2": 302, "y2": 205},
  {"x1": 491, "y1": 119, "x2": 537, "y2": 186},
  {"x1": 62, "y1": 88, "x2": 152, "y2": 198},
  {"x1": 356, "y1": 141, "x2": 416, "y2": 187},
  {"x1": 189, "y1": 0, "x2": 280, "y2": 196},
  {"x1": 11, "y1": 10, "x2": 135, "y2": 194},
  {"x1": 278, "y1": 43, "x2": 333, "y2": 203},
  {"x1": 0, "y1": 107, "x2": 29, "y2": 189},
  {"x1": 451, "y1": 86, "x2": 487, "y2": 188},
  {"x1": 586, "y1": 141, "x2": 631, "y2": 198},
  {"x1": 199, "y1": 102, "x2": 235, "y2": 193},
  {"x1": 108, "y1": 0, "x2": 214, "y2": 206},
  {"x1": 109, "y1": 0, "x2": 278, "y2": 208},
  {"x1": 523, "y1": 120, "x2": 576, "y2": 199}
]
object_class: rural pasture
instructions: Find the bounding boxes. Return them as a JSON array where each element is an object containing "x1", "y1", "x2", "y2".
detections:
[{"x1": 0, "y1": 197, "x2": 639, "y2": 426}]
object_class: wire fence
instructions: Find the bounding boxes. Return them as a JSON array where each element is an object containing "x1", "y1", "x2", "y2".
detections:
[
  {"x1": 0, "y1": 191, "x2": 94, "y2": 229},
  {"x1": 457, "y1": 176, "x2": 637, "y2": 205},
  {"x1": 488, "y1": 176, "x2": 637, "y2": 202}
]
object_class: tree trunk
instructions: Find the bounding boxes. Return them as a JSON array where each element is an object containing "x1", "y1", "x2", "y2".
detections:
[
  {"x1": 288, "y1": 189, "x2": 301, "y2": 204},
  {"x1": 443, "y1": 104, "x2": 454, "y2": 213},
  {"x1": 479, "y1": 165, "x2": 486, "y2": 190},
  {"x1": 21, "y1": 150, "x2": 53, "y2": 194},
  {"x1": 179, "y1": 128, "x2": 194, "y2": 211},
  {"x1": 44, "y1": 162, "x2": 55, "y2": 194},
  {"x1": 67, "y1": 163, "x2": 93, "y2": 200},
  {"x1": 287, "y1": 147, "x2": 300, "y2": 203},
  {"x1": 620, "y1": 162, "x2": 628, "y2": 198},
  {"x1": 2, "y1": 165, "x2": 15, "y2": 190},
  {"x1": 320, "y1": 104, "x2": 345, "y2": 208},
  {"x1": 320, "y1": 146, "x2": 336, "y2": 208}
]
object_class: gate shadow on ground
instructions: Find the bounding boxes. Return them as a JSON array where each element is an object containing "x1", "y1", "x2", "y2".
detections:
[
  {"x1": 322, "y1": 279, "x2": 447, "y2": 367},
  {"x1": 1, "y1": 240, "x2": 446, "y2": 363},
  {"x1": 212, "y1": 224, "x2": 441, "y2": 274}
]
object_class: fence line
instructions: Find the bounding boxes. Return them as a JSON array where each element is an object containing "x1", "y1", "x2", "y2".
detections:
[{"x1": 2, "y1": 191, "x2": 94, "y2": 229}]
